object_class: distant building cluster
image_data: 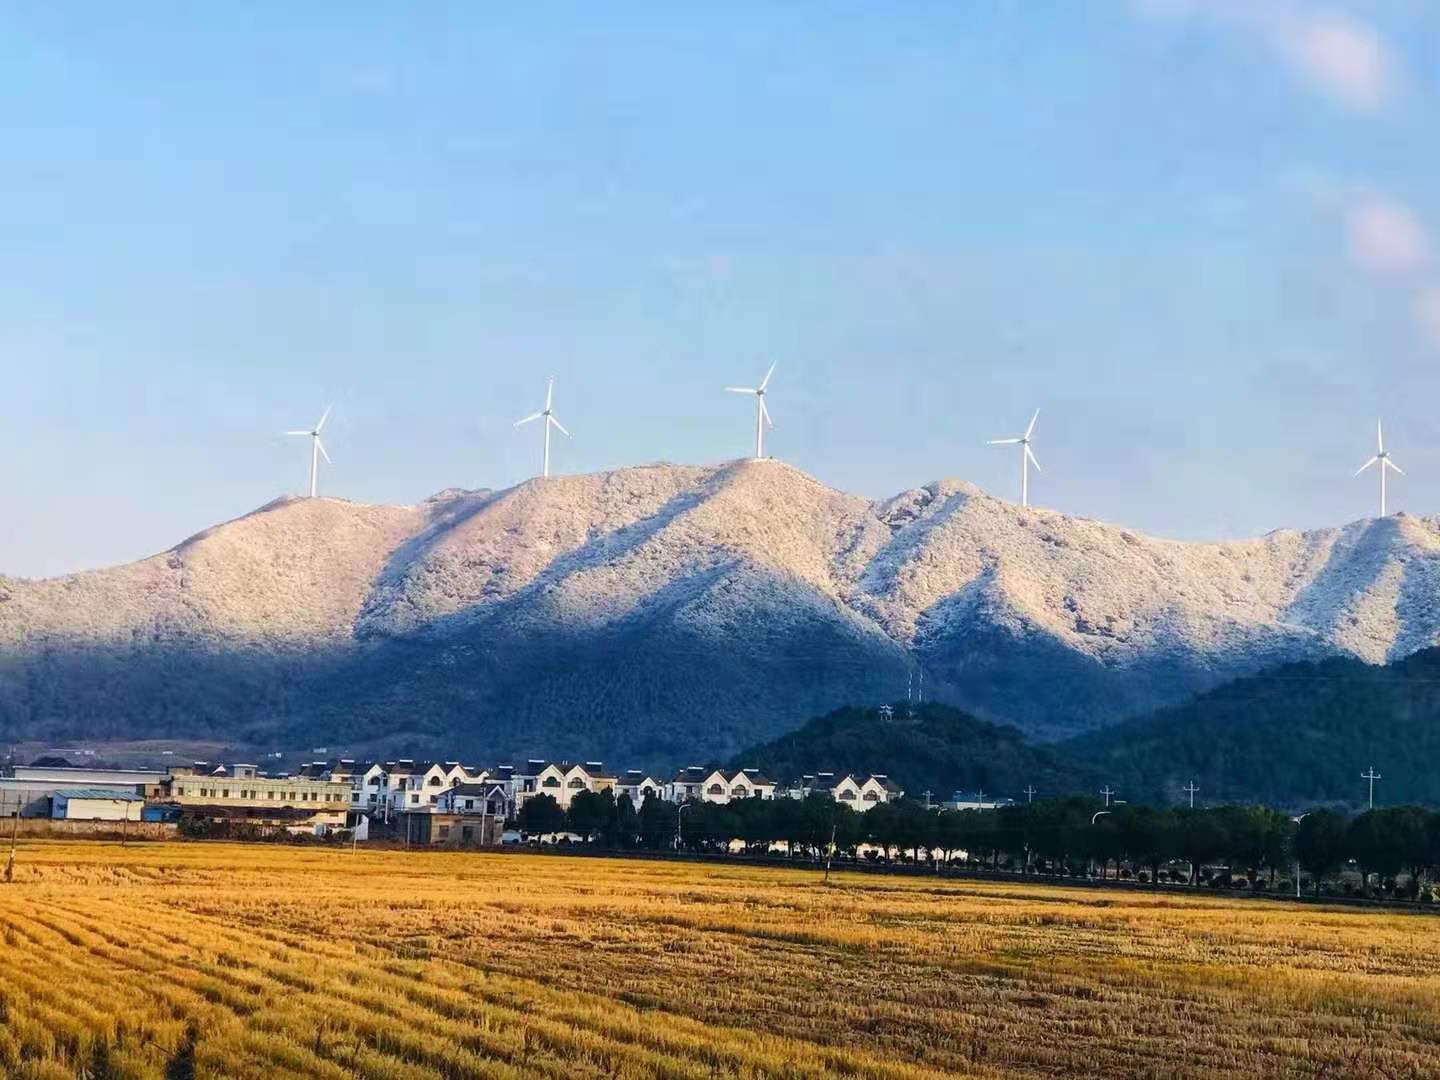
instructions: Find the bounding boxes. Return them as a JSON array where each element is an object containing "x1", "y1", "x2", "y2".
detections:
[{"x1": 0, "y1": 755, "x2": 906, "y2": 842}]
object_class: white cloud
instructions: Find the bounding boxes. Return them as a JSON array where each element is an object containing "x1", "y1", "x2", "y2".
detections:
[
  {"x1": 1135, "y1": 1, "x2": 1397, "y2": 112},
  {"x1": 1345, "y1": 198, "x2": 1430, "y2": 274},
  {"x1": 1273, "y1": 9, "x2": 1390, "y2": 112}
]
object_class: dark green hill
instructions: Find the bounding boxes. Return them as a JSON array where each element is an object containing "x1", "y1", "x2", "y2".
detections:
[
  {"x1": 734, "y1": 649, "x2": 1440, "y2": 809},
  {"x1": 1064, "y1": 648, "x2": 1440, "y2": 808},
  {"x1": 730, "y1": 702, "x2": 1092, "y2": 802}
]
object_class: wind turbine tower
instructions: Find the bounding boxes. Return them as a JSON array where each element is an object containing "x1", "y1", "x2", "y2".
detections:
[
  {"x1": 514, "y1": 376, "x2": 571, "y2": 479},
  {"x1": 725, "y1": 362, "x2": 776, "y2": 459},
  {"x1": 285, "y1": 406, "x2": 333, "y2": 498},
  {"x1": 1354, "y1": 419, "x2": 1403, "y2": 517},
  {"x1": 988, "y1": 409, "x2": 1042, "y2": 507}
]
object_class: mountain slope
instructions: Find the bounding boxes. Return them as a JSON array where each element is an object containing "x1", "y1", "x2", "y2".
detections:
[
  {"x1": 4, "y1": 460, "x2": 1440, "y2": 763},
  {"x1": 730, "y1": 703, "x2": 1089, "y2": 801},
  {"x1": 1064, "y1": 648, "x2": 1440, "y2": 806}
]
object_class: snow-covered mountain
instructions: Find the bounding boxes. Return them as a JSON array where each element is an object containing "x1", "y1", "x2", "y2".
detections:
[{"x1": 3, "y1": 459, "x2": 1438, "y2": 764}]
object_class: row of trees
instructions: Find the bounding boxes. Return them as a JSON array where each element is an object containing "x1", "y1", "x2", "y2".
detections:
[{"x1": 515, "y1": 790, "x2": 1440, "y2": 897}]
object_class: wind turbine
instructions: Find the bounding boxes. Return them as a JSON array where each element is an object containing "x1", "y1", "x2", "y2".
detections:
[
  {"x1": 285, "y1": 406, "x2": 333, "y2": 498},
  {"x1": 988, "y1": 409, "x2": 1042, "y2": 507},
  {"x1": 1354, "y1": 418, "x2": 1403, "y2": 517},
  {"x1": 725, "y1": 362, "x2": 776, "y2": 460},
  {"x1": 514, "y1": 376, "x2": 570, "y2": 478}
]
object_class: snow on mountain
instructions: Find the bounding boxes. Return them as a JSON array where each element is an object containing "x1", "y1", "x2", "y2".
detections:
[{"x1": 3, "y1": 460, "x2": 1439, "y2": 761}]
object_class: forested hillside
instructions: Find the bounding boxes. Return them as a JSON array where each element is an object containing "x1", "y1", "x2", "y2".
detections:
[
  {"x1": 1067, "y1": 649, "x2": 1440, "y2": 806},
  {"x1": 733, "y1": 703, "x2": 1092, "y2": 801}
]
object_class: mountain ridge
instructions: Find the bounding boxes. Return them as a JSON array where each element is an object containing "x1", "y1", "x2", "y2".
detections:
[{"x1": 4, "y1": 459, "x2": 1440, "y2": 763}]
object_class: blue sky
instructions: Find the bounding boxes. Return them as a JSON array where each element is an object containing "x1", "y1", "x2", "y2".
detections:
[{"x1": 4, "y1": 2, "x2": 1440, "y2": 576}]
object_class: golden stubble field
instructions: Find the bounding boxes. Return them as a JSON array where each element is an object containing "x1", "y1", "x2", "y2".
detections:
[{"x1": 0, "y1": 842, "x2": 1437, "y2": 1079}]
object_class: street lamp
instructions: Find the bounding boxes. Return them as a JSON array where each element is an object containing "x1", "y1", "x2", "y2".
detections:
[
  {"x1": 1292, "y1": 813, "x2": 1309, "y2": 899},
  {"x1": 1089, "y1": 810, "x2": 1112, "y2": 880}
]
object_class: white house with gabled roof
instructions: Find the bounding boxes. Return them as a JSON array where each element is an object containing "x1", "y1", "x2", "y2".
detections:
[
  {"x1": 616, "y1": 770, "x2": 663, "y2": 808},
  {"x1": 667, "y1": 766, "x2": 775, "y2": 804},
  {"x1": 513, "y1": 761, "x2": 616, "y2": 810}
]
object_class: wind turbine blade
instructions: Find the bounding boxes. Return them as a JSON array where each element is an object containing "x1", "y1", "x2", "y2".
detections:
[
  {"x1": 1025, "y1": 445, "x2": 1042, "y2": 472},
  {"x1": 759, "y1": 361, "x2": 777, "y2": 391},
  {"x1": 987, "y1": 437, "x2": 1021, "y2": 445},
  {"x1": 316, "y1": 439, "x2": 332, "y2": 465},
  {"x1": 1025, "y1": 408, "x2": 1040, "y2": 439},
  {"x1": 759, "y1": 398, "x2": 773, "y2": 428},
  {"x1": 284, "y1": 430, "x2": 311, "y2": 436},
  {"x1": 1377, "y1": 418, "x2": 1384, "y2": 453},
  {"x1": 514, "y1": 412, "x2": 543, "y2": 427},
  {"x1": 724, "y1": 386, "x2": 756, "y2": 394},
  {"x1": 545, "y1": 377, "x2": 554, "y2": 410},
  {"x1": 315, "y1": 405, "x2": 333, "y2": 433},
  {"x1": 549, "y1": 415, "x2": 571, "y2": 438},
  {"x1": 1386, "y1": 458, "x2": 1404, "y2": 475},
  {"x1": 1354, "y1": 456, "x2": 1379, "y2": 476}
]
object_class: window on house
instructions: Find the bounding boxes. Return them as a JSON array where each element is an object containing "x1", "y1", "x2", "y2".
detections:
[
  {"x1": 464, "y1": 799, "x2": 474, "y2": 810},
  {"x1": 863, "y1": 792, "x2": 879, "y2": 801},
  {"x1": 222, "y1": 789, "x2": 230, "y2": 798},
  {"x1": 839, "y1": 790, "x2": 855, "y2": 800},
  {"x1": 438, "y1": 825, "x2": 450, "y2": 839},
  {"x1": 707, "y1": 784, "x2": 724, "y2": 795},
  {"x1": 428, "y1": 776, "x2": 442, "y2": 786},
  {"x1": 733, "y1": 787, "x2": 748, "y2": 798},
  {"x1": 410, "y1": 794, "x2": 419, "y2": 804},
  {"x1": 568, "y1": 778, "x2": 584, "y2": 789},
  {"x1": 542, "y1": 777, "x2": 559, "y2": 788}
]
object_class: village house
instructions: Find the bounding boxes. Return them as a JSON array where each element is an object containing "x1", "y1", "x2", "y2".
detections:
[
  {"x1": 512, "y1": 761, "x2": 617, "y2": 810},
  {"x1": 164, "y1": 763, "x2": 349, "y2": 833},
  {"x1": 785, "y1": 772, "x2": 904, "y2": 811},
  {"x1": 666, "y1": 767, "x2": 776, "y2": 804},
  {"x1": 615, "y1": 770, "x2": 663, "y2": 808},
  {"x1": 435, "y1": 781, "x2": 510, "y2": 819}
]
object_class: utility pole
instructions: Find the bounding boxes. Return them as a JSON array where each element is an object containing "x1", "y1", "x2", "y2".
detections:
[
  {"x1": 823, "y1": 820, "x2": 838, "y2": 885},
  {"x1": 975, "y1": 788, "x2": 985, "y2": 810},
  {"x1": 922, "y1": 790, "x2": 933, "y2": 810},
  {"x1": 1182, "y1": 781, "x2": 1199, "y2": 810},
  {"x1": 1023, "y1": 784, "x2": 1036, "y2": 805},
  {"x1": 1292, "y1": 813, "x2": 1308, "y2": 899},
  {"x1": 5, "y1": 794, "x2": 18, "y2": 884},
  {"x1": 1362, "y1": 767, "x2": 1381, "y2": 810},
  {"x1": 1100, "y1": 785, "x2": 1116, "y2": 808},
  {"x1": 675, "y1": 802, "x2": 692, "y2": 852}
]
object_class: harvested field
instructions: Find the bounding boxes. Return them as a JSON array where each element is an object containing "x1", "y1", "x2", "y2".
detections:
[{"x1": 0, "y1": 842, "x2": 1435, "y2": 1078}]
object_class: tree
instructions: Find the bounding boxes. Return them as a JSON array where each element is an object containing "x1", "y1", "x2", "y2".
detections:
[
  {"x1": 516, "y1": 793, "x2": 566, "y2": 837},
  {"x1": 638, "y1": 793, "x2": 675, "y2": 850},
  {"x1": 1174, "y1": 809, "x2": 1227, "y2": 885},
  {"x1": 615, "y1": 793, "x2": 640, "y2": 848},
  {"x1": 1116, "y1": 806, "x2": 1179, "y2": 882},
  {"x1": 1348, "y1": 808, "x2": 1429, "y2": 896},
  {"x1": 1294, "y1": 809, "x2": 1348, "y2": 894},
  {"x1": 566, "y1": 789, "x2": 615, "y2": 842}
]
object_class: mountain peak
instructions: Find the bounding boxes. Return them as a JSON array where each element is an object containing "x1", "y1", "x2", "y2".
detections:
[{"x1": 4, "y1": 461, "x2": 1439, "y2": 762}]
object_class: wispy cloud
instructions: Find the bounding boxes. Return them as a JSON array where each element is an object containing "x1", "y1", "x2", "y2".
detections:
[
  {"x1": 1136, "y1": 1, "x2": 1398, "y2": 112},
  {"x1": 1345, "y1": 198, "x2": 1430, "y2": 275}
]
